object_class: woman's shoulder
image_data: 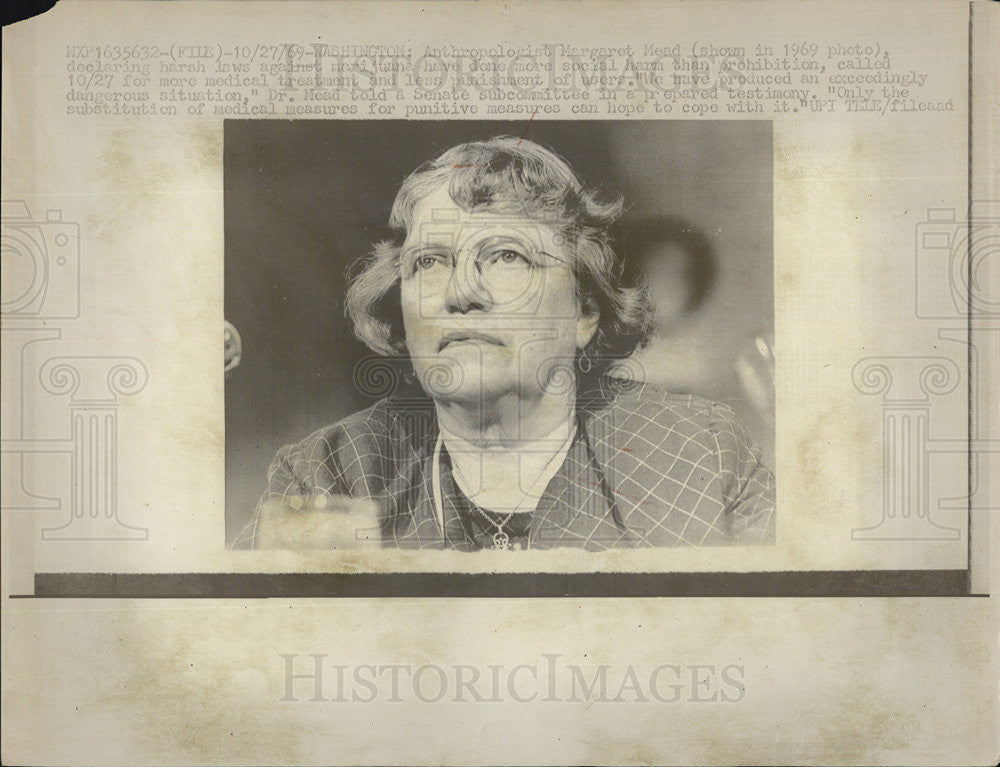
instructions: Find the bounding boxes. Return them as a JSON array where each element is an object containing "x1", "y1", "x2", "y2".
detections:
[
  {"x1": 581, "y1": 379, "x2": 759, "y2": 468},
  {"x1": 584, "y1": 380, "x2": 741, "y2": 433},
  {"x1": 262, "y1": 396, "x2": 432, "y2": 501},
  {"x1": 284, "y1": 396, "x2": 431, "y2": 455},
  {"x1": 583, "y1": 380, "x2": 775, "y2": 546}
]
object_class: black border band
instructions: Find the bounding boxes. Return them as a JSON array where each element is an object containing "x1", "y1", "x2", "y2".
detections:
[{"x1": 20, "y1": 569, "x2": 974, "y2": 599}]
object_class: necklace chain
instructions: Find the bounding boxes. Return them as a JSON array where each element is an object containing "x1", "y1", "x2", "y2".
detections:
[
  {"x1": 450, "y1": 457, "x2": 516, "y2": 550},
  {"x1": 439, "y1": 420, "x2": 576, "y2": 552}
]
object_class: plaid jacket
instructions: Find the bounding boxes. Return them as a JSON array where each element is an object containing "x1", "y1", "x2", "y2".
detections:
[{"x1": 244, "y1": 385, "x2": 775, "y2": 550}]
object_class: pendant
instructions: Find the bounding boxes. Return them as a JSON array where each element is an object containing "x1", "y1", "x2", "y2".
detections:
[{"x1": 492, "y1": 530, "x2": 510, "y2": 550}]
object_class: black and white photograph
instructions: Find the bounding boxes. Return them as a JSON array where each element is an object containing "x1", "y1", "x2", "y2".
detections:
[
  {"x1": 225, "y1": 120, "x2": 776, "y2": 554},
  {"x1": 3, "y1": 1, "x2": 995, "y2": 764}
]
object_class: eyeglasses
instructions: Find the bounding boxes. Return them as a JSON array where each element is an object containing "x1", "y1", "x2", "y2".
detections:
[{"x1": 399, "y1": 235, "x2": 570, "y2": 298}]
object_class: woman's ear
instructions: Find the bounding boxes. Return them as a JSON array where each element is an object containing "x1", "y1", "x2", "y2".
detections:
[{"x1": 576, "y1": 298, "x2": 600, "y2": 351}]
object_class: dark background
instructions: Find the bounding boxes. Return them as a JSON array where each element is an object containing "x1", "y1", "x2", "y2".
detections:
[{"x1": 225, "y1": 120, "x2": 773, "y2": 545}]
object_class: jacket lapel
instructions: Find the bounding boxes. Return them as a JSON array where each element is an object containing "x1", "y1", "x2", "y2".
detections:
[{"x1": 530, "y1": 416, "x2": 635, "y2": 550}]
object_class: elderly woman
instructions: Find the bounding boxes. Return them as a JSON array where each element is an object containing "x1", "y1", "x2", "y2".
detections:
[{"x1": 249, "y1": 136, "x2": 774, "y2": 551}]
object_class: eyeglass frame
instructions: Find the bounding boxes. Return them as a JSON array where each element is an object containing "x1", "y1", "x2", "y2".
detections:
[{"x1": 397, "y1": 231, "x2": 574, "y2": 301}]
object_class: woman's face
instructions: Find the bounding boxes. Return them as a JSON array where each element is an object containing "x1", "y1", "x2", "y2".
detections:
[{"x1": 399, "y1": 183, "x2": 598, "y2": 405}]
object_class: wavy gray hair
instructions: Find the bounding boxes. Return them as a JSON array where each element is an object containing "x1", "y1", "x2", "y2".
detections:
[{"x1": 345, "y1": 136, "x2": 654, "y2": 392}]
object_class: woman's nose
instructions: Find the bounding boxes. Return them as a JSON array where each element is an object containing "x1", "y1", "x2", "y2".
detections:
[{"x1": 443, "y1": 256, "x2": 492, "y2": 314}]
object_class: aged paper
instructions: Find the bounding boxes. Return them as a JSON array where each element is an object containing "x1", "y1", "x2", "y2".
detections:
[{"x1": 2, "y1": 0, "x2": 997, "y2": 764}]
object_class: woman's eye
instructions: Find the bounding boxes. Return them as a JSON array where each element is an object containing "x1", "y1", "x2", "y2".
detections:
[
  {"x1": 414, "y1": 254, "x2": 445, "y2": 272},
  {"x1": 489, "y1": 249, "x2": 530, "y2": 267}
]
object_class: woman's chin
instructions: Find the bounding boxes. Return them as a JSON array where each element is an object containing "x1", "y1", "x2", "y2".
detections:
[
  {"x1": 429, "y1": 379, "x2": 519, "y2": 406},
  {"x1": 412, "y1": 355, "x2": 501, "y2": 398}
]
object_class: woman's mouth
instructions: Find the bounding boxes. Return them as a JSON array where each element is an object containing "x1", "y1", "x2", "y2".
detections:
[{"x1": 438, "y1": 331, "x2": 505, "y2": 351}]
